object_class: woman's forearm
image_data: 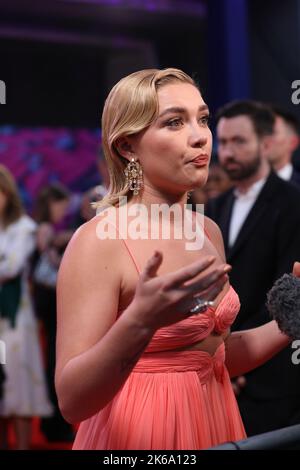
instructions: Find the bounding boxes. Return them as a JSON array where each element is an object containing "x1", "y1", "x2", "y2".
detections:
[
  {"x1": 225, "y1": 320, "x2": 291, "y2": 378},
  {"x1": 55, "y1": 306, "x2": 154, "y2": 423}
]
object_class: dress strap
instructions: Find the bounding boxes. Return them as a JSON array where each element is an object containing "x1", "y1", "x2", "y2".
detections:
[
  {"x1": 191, "y1": 210, "x2": 224, "y2": 260},
  {"x1": 108, "y1": 219, "x2": 141, "y2": 276}
]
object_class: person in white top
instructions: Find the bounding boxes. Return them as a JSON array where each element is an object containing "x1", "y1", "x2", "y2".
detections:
[{"x1": 0, "y1": 165, "x2": 52, "y2": 449}]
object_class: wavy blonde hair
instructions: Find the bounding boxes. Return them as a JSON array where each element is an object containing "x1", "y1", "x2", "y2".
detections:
[{"x1": 96, "y1": 68, "x2": 196, "y2": 209}]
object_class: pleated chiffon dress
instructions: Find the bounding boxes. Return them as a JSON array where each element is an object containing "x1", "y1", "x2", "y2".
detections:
[{"x1": 73, "y1": 232, "x2": 246, "y2": 450}]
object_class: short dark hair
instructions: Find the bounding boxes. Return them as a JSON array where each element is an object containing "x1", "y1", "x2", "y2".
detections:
[
  {"x1": 216, "y1": 100, "x2": 275, "y2": 138},
  {"x1": 270, "y1": 105, "x2": 300, "y2": 135}
]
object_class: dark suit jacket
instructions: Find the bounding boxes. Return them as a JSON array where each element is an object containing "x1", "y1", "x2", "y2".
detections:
[
  {"x1": 206, "y1": 172, "x2": 300, "y2": 399},
  {"x1": 291, "y1": 168, "x2": 300, "y2": 186}
]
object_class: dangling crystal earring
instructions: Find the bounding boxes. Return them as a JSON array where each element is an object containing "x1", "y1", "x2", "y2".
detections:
[{"x1": 124, "y1": 157, "x2": 143, "y2": 196}]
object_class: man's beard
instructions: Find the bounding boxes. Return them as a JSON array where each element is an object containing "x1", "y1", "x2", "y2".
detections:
[{"x1": 222, "y1": 154, "x2": 261, "y2": 181}]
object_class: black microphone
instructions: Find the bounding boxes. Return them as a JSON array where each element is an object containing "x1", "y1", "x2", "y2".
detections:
[{"x1": 267, "y1": 273, "x2": 300, "y2": 340}]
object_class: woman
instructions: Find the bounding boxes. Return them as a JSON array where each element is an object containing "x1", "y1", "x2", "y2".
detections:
[
  {"x1": 0, "y1": 165, "x2": 52, "y2": 449},
  {"x1": 56, "y1": 69, "x2": 297, "y2": 450},
  {"x1": 32, "y1": 183, "x2": 74, "y2": 442}
]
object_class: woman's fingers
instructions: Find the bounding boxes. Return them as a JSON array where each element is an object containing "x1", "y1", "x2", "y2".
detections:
[
  {"x1": 292, "y1": 261, "x2": 300, "y2": 278},
  {"x1": 140, "y1": 250, "x2": 163, "y2": 281},
  {"x1": 182, "y1": 264, "x2": 231, "y2": 295},
  {"x1": 166, "y1": 256, "x2": 216, "y2": 287},
  {"x1": 199, "y1": 274, "x2": 229, "y2": 301}
]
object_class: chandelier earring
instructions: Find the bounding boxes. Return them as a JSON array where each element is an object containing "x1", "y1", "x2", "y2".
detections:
[{"x1": 124, "y1": 157, "x2": 143, "y2": 196}]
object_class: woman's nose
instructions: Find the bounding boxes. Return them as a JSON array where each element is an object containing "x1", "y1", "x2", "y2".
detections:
[{"x1": 188, "y1": 124, "x2": 208, "y2": 147}]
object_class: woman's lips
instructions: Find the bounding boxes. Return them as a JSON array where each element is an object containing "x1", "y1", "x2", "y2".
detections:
[{"x1": 189, "y1": 156, "x2": 209, "y2": 167}]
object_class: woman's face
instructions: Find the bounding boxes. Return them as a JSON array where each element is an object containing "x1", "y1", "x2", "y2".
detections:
[
  {"x1": 0, "y1": 190, "x2": 8, "y2": 217},
  {"x1": 129, "y1": 82, "x2": 212, "y2": 196},
  {"x1": 49, "y1": 198, "x2": 69, "y2": 225}
]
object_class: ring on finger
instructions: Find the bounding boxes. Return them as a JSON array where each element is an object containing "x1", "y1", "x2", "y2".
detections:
[{"x1": 189, "y1": 298, "x2": 214, "y2": 314}]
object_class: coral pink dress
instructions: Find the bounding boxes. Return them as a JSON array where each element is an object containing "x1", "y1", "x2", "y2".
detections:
[{"x1": 73, "y1": 236, "x2": 246, "y2": 450}]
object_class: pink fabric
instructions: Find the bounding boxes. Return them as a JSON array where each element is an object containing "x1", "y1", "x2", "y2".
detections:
[
  {"x1": 73, "y1": 287, "x2": 246, "y2": 450},
  {"x1": 144, "y1": 286, "x2": 239, "y2": 353},
  {"x1": 73, "y1": 218, "x2": 246, "y2": 449}
]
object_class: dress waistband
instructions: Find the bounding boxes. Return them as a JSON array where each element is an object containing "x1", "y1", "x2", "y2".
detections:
[{"x1": 132, "y1": 342, "x2": 226, "y2": 383}]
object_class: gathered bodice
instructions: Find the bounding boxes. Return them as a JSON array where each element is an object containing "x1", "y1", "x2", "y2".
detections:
[
  {"x1": 110, "y1": 212, "x2": 240, "y2": 353},
  {"x1": 144, "y1": 285, "x2": 240, "y2": 353}
]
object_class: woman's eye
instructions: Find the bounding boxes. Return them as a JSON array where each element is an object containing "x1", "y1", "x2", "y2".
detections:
[
  {"x1": 166, "y1": 118, "x2": 183, "y2": 128},
  {"x1": 199, "y1": 115, "x2": 210, "y2": 126}
]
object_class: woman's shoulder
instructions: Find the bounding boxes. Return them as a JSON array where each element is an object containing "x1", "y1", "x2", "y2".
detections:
[
  {"x1": 203, "y1": 215, "x2": 226, "y2": 260},
  {"x1": 203, "y1": 215, "x2": 222, "y2": 237},
  {"x1": 66, "y1": 208, "x2": 122, "y2": 259},
  {"x1": 59, "y1": 210, "x2": 123, "y2": 286}
]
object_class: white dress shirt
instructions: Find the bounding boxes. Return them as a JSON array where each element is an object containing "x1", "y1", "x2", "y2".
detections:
[
  {"x1": 228, "y1": 178, "x2": 267, "y2": 248},
  {"x1": 276, "y1": 163, "x2": 293, "y2": 181}
]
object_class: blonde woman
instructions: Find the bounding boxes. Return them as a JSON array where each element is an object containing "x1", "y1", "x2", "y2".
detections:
[
  {"x1": 56, "y1": 69, "x2": 296, "y2": 450},
  {"x1": 0, "y1": 165, "x2": 52, "y2": 449}
]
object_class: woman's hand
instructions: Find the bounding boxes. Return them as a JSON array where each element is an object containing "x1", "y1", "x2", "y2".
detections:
[
  {"x1": 127, "y1": 250, "x2": 231, "y2": 332},
  {"x1": 292, "y1": 262, "x2": 300, "y2": 278}
]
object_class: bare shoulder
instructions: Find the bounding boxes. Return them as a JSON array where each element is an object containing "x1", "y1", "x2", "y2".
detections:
[
  {"x1": 60, "y1": 211, "x2": 121, "y2": 276},
  {"x1": 203, "y1": 215, "x2": 226, "y2": 261},
  {"x1": 56, "y1": 211, "x2": 124, "y2": 376}
]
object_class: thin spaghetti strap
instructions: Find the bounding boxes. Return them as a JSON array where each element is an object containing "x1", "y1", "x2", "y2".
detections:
[
  {"x1": 108, "y1": 219, "x2": 142, "y2": 275},
  {"x1": 192, "y1": 210, "x2": 224, "y2": 260}
]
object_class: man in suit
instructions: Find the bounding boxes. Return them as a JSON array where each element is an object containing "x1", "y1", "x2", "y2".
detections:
[
  {"x1": 206, "y1": 100, "x2": 300, "y2": 436},
  {"x1": 267, "y1": 105, "x2": 300, "y2": 186}
]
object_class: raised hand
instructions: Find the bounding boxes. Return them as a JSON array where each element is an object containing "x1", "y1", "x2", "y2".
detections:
[{"x1": 128, "y1": 250, "x2": 231, "y2": 332}]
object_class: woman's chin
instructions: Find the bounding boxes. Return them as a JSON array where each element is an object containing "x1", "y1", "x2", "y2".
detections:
[{"x1": 189, "y1": 175, "x2": 208, "y2": 190}]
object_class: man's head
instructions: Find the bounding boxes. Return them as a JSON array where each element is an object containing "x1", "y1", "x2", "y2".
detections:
[
  {"x1": 216, "y1": 100, "x2": 275, "y2": 182},
  {"x1": 266, "y1": 106, "x2": 300, "y2": 170}
]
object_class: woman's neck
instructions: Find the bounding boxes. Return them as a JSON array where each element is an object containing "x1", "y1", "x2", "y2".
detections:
[{"x1": 130, "y1": 184, "x2": 188, "y2": 211}]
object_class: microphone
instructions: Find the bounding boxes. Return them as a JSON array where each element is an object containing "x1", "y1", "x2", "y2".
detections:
[{"x1": 267, "y1": 273, "x2": 300, "y2": 340}]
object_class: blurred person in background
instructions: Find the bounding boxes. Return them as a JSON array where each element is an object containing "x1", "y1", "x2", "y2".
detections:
[
  {"x1": 190, "y1": 161, "x2": 232, "y2": 207},
  {"x1": 206, "y1": 100, "x2": 300, "y2": 435},
  {"x1": 32, "y1": 182, "x2": 74, "y2": 442},
  {"x1": 0, "y1": 165, "x2": 52, "y2": 449},
  {"x1": 267, "y1": 105, "x2": 300, "y2": 185},
  {"x1": 204, "y1": 161, "x2": 233, "y2": 200}
]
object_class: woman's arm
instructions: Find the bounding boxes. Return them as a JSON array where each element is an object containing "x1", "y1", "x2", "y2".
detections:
[
  {"x1": 55, "y1": 217, "x2": 230, "y2": 423},
  {"x1": 225, "y1": 321, "x2": 290, "y2": 378},
  {"x1": 203, "y1": 218, "x2": 299, "y2": 379},
  {"x1": 226, "y1": 261, "x2": 300, "y2": 378}
]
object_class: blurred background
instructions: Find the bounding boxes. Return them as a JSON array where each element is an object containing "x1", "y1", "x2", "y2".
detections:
[
  {"x1": 1, "y1": 0, "x2": 300, "y2": 450},
  {"x1": 1, "y1": 0, "x2": 300, "y2": 207}
]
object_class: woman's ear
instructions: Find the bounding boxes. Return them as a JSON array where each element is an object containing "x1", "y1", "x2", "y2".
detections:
[{"x1": 115, "y1": 137, "x2": 133, "y2": 160}]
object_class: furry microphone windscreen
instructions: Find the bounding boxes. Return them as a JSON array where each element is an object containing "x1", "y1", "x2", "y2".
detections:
[{"x1": 267, "y1": 274, "x2": 300, "y2": 340}]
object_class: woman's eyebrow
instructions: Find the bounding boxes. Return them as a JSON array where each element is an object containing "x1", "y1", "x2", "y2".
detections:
[{"x1": 158, "y1": 104, "x2": 209, "y2": 119}]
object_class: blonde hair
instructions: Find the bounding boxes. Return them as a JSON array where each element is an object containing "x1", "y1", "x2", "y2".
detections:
[
  {"x1": 97, "y1": 68, "x2": 197, "y2": 209},
  {"x1": 0, "y1": 164, "x2": 24, "y2": 227}
]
